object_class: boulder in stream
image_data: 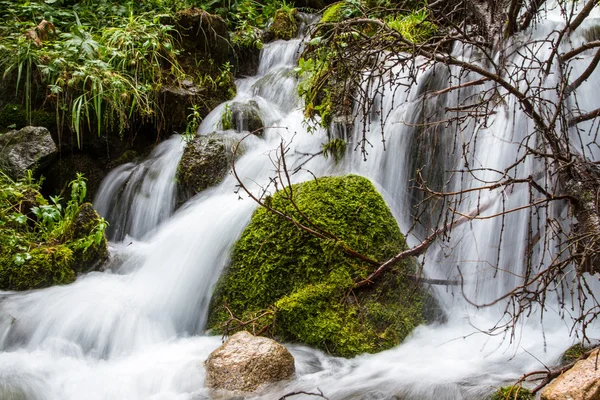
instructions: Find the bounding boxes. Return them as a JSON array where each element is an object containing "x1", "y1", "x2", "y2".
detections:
[
  {"x1": 208, "y1": 174, "x2": 439, "y2": 357},
  {"x1": 205, "y1": 331, "x2": 295, "y2": 393},
  {"x1": 541, "y1": 348, "x2": 600, "y2": 400},
  {"x1": 177, "y1": 133, "x2": 229, "y2": 204},
  {"x1": 0, "y1": 126, "x2": 57, "y2": 179}
]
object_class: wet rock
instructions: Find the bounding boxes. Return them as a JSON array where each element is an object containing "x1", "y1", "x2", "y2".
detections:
[
  {"x1": 177, "y1": 134, "x2": 229, "y2": 204},
  {"x1": 0, "y1": 126, "x2": 57, "y2": 179},
  {"x1": 229, "y1": 101, "x2": 264, "y2": 134},
  {"x1": 205, "y1": 331, "x2": 295, "y2": 392},
  {"x1": 541, "y1": 349, "x2": 600, "y2": 400}
]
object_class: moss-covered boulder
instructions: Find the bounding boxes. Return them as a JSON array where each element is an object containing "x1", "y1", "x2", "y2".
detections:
[
  {"x1": 0, "y1": 174, "x2": 108, "y2": 291},
  {"x1": 64, "y1": 203, "x2": 109, "y2": 273},
  {"x1": 208, "y1": 174, "x2": 435, "y2": 357},
  {"x1": 264, "y1": 8, "x2": 300, "y2": 42},
  {"x1": 0, "y1": 246, "x2": 76, "y2": 291}
]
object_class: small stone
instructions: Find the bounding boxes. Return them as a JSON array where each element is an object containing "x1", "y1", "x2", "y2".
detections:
[
  {"x1": 205, "y1": 331, "x2": 295, "y2": 393},
  {"x1": 541, "y1": 349, "x2": 600, "y2": 400}
]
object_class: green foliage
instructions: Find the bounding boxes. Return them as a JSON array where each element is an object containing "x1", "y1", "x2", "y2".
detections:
[
  {"x1": 321, "y1": 0, "x2": 362, "y2": 23},
  {"x1": 560, "y1": 342, "x2": 594, "y2": 364},
  {"x1": 268, "y1": 7, "x2": 299, "y2": 41},
  {"x1": 322, "y1": 138, "x2": 347, "y2": 163},
  {"x1": 208, "y1": 175, "x2": 432, "y2": 357},
  {"x1": 386, "y1": 8, "x2": 437, "y2": 43},
  {"x1": 0, "y1": 1, "x2": 183, "y2": 146},
  {"x1": 182, "y1": 104, "x2": 202, "y2": 143},
  {"x1": 0, "y1": 171, "x2": 108, "y2": 290},
  {"x1": 490, "y1": 386, "x2": 533, "y2": 400},
  {"x1": 220, "y1": 103, "x2": 233, "y2": 130}
]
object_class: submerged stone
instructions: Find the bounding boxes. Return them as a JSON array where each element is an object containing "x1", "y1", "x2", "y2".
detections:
[
  {"x1": 205, "y1": 331, "x2": 295, "y2": 393},
  {"x1": 208, "y1": 174, "x2": 437, "y2": 357}
]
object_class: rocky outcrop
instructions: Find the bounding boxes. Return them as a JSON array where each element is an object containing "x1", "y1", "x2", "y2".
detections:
[
  {"x1": 228, "y1": 101, "x2": 264, "y2": 134},
  {"x1": 542, "y1": 349, "x2": 600, "y2": 400},
  {"x1": 205, "y1": 331, "x2": 295, "y2": 392},
  {"x1": 0, "y1": 126, "x2": 57, "y2": 179}
]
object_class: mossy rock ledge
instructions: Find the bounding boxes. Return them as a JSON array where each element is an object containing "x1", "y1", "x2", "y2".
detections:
[
  {"x1": 0, "y1": 199, "x2": 108, "y2": 291},
  {"x1": 208, "y1": 174, "x2": 436, "y2": 357}
]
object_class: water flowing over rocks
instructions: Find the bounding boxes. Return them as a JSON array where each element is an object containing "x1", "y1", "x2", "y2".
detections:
[
  {"x1": 541, "y1": 349, "x2": 600, "y2": 400},
  {"x1": 229, "y1": 101, "x2": 264, "y2": 134},
  {"x1": 205, "y1": 331, "x2": 295, "y2": 393},
  {"x1": 0, "y1": 126, "x2": 57, "y2": 179},
  {"x1": 176, "y1": 134, "x2": 231, "y2": 204}
]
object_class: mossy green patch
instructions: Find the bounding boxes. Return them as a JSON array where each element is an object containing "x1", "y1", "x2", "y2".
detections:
[
  {"x1": 208, "y1": 174, "x2": 434, "y2": 357},
  {"x1": 63, "y1": 203, "x2": 109, "y2": 273},
  {"x1": 560, "y1": 342, "x2": 594, "y2": 364},
  {"x1": 268, "y1": 8, "x2": 299, "y2": 41},
  {"x1": 490, "y1": 386, "x2": 533, "y2": 400},
  {"x1": 0, "y1": 172, "x2": 108, "y2": 290},
  {"x1": 0, "y1": 245, "x2": 75, "y2": 291}
]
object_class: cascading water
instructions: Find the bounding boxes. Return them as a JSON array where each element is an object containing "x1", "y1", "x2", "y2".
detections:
[{"x1": 1, "y1": 8, "x2": 600, "y2": 400}]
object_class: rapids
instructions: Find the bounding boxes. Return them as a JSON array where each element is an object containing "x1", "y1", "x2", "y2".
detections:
[{"x1": 1, "y1": 7, "x2": 600, "y2": 400}]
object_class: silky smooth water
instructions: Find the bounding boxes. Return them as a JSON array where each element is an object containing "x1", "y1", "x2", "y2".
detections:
[{"x1": 1, "y1": 8, "x2": 599, "y2": 400}]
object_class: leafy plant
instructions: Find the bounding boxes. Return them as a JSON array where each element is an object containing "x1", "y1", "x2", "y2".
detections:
[{"x1": 386, "y1": 8, "x2": 437, "y2": 43}]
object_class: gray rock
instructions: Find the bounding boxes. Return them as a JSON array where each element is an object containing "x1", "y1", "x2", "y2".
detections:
[
  {"x1": 229, "y1": 101, "x2": 264, "y2": 134},
  {"x1": 177, "y1": 133, "x2": 229, "y2": 205},
  {"x1": 0, "y1": 126, "x2": 57, "y2": 179},
  {"x1": 205, "y1": 331, "x2": 295, "y2": 393}
]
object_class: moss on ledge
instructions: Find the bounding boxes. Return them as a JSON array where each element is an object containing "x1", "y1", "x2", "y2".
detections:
[
  {"x1": 208, "y1": 174, "x2": 434, "y2": 357},
  {"x1": 0, "y1": 245, "x2": 76, "y2": 291},
  {"x1": 267, "y1": 8, "x2": 299, "y2": 41}
]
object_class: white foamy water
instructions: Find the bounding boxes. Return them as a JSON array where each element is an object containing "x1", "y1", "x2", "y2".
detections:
[{"x1": 2, "y1": 8, "x2": 600, "y2": 400}]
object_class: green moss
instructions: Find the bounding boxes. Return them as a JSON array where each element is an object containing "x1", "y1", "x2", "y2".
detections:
[
  {"x1": 208, "y1": 174, "x2": 433, "y2": 357},
  {"x1": 490, "y1": 386, "x2": 533, "y2": 400},
  {"x1": 269, "y1": 9, "x2": 299, "y2": 41},
  {"x1": 386, "y1": 9, "x2": 438, "y2": 44},
  {"x1": 560, "y1": 342, "x2": 593, "y2": 364},
  {"x1": 64, "y1": 203, "x2": 109, "y2": 273},
  {"x1": 0, "y1": 245, "x2": 76, "y2": 291},
  {"x1": 321, "y1": 2, "x2": 346, "y2": 23}
]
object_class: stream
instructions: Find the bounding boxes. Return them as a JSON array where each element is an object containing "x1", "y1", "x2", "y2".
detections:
[{"x1": 1, "y1": 7, "x2": 600, "y2": 400}]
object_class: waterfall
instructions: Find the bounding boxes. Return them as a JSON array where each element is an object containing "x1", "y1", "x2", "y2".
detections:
[{"x1": 1, "y1": 9, "x2": 600, "y2": 400}]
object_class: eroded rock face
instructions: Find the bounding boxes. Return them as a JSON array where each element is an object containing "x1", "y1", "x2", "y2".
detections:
[
  {"x1": 205, "y1": 331, "x2": 295, "y2": 393},
  {"x1": 0, "y1": 126, "x2": 57, "y2": 179},
  {"x1": 541, "y1": 349, "x2": 600, "y2": 400}
]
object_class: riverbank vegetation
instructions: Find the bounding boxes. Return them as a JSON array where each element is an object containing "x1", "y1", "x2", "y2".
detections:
[{"x1": 0, "y1": 172, "x2": 107, "y2": 290}]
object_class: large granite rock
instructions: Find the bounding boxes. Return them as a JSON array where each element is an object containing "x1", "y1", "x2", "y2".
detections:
[
  {"x1": 205, "y1": 331, "x2": 295, "y2": 392},
  {"x1": 0, "y1": 126, "x2": 57, "y2": 179},
  {"x1": 542, "y1": 349, "x2": 600, "y2": 400}
]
